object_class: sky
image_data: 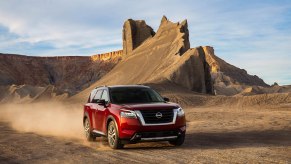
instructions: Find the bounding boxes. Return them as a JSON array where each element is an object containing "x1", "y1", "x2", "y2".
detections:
[{"x1": 0, "y1": 0, "x2": 291, "y2": 85}]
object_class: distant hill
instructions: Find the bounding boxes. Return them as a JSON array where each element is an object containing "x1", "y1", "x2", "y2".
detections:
[{"x1": 0, "y1": 53, "x2": 121, "y2": 102}]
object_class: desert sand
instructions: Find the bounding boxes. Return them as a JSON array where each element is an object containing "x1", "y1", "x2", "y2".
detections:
[{"x1": 0, "y1": 94, "x2": 290, "y2": 163}]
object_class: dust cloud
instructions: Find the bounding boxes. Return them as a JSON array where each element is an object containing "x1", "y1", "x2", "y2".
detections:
[{"x1": 0, "y1": 102, "x2": 84, "y2": 140}]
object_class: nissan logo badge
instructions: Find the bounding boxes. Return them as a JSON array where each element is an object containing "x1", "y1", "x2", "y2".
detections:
[{"x1": 155, "y1": 112, "x2": 163, "y2": 119}]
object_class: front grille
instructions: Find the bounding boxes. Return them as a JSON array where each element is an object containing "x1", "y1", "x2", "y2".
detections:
[{"x1": 140, "y1": 109, "x2": 174, "y2": 124}]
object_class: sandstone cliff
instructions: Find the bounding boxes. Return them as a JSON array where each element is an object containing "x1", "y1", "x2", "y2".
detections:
[
  {"x1": 73, "y1": 16, "x2": 213, "y2": 102},
  {"x1": 73, "y1": 16, "x2": 279, "y2": 102},
  {"x1": 168, "y1": 47, "x2": 213, "y2": 94},
  {"x1": 0, "y1": 52, "x2": 121, "y2": 102},
  {"x1": 91, "y1": 50, "x2": 123, "y2": 61},
  {"x1": 202, "y1": 46, "x2": 269, "y2": 95},
  {"x1": 123, "y1": 19, "x2": 155, "y2": 56},
  {"x1": 1, "y1": 16, "x2": 283, "y2": 103}
]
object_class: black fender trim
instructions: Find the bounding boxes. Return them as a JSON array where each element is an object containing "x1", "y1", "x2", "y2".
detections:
[
  {"x1": 106, "y1": 115, "x2": 119, "y2": 136},
  {"x1": 83, "y1": 112, "x2": 90, "y2": 126}
]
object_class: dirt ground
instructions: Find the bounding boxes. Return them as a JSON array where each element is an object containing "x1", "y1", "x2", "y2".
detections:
[{"x1": 0, "y1": 103, "x2": 290, "y2": 163}]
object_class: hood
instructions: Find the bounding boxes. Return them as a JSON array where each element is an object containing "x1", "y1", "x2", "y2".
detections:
[{"x1": 120, "y1": 102, "x2": 179, "y2": 110}]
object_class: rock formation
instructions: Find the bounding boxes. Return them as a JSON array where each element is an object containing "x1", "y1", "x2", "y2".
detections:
[
  {"x1": 0, "y1": 84, "x2": 68, "y2": 103},
  {"x1": 122, "y1": 19, "x2": 155, "y2": 56},
  {"x1": 203, "y1": 46, "x2": 268, "y2": 87},
  {"x1": 1, "y1": 16, "x2": 279, "y2": 103},
  {"x1": 73, "y1": 16, "x2": 213, "y2": 101},
  {"x1": 91, "y1": 50, "x2": 123, "y2": 61},
  {"x1": 0, "y1": 53, "x2": 121, "y2": 98},
  {"x1": 168, "y1": 47, "x2": 213, "y2": 94},
  {"x1": 202, "y1": 46, "x2": 269, "y2": 95},
  {"x1": 156, "y1": 16, "x2": 190, "y2": 56}
]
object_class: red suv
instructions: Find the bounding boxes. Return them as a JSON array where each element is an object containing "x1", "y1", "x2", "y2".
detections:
[{"x1": 83, "y1": 85, "x2": 186, "y2": 149}]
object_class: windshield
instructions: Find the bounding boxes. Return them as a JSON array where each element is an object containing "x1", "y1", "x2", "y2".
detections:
[{"x1": 109, "y1": 87, "x2": 164, "y2": 104}]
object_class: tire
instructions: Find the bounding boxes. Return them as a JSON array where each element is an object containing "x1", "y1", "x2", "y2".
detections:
[
  {"x1": 107, "y1": 121, "x2": 124, "y2": 149},
  {"x1": 83, "y1": 118, "x2": 96, "y2": 141},
  {"x1": 169, "y1": 133, "x2": 185, "y2": 146}
]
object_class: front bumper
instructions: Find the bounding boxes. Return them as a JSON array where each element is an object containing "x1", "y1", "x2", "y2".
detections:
[
  {"x1": 120, "y1": 129, "x2": 186, "y2": 144},
  {"x1": 118, "y1": 115, "x2": 186, "y2": 141}
]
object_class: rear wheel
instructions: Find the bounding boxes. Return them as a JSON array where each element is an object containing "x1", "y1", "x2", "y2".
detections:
[
  {"x1": 107, "y1": 121, "x2": 124, "y2": 149},
  {"x1": 169, "y1": 133, "x2": 185, "y2": 146},
  {"x1": 84, "y1": 118, "x2": 95, "y2": 141}
]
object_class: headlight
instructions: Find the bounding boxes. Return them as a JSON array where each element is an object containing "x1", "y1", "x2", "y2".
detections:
[
  {"x1": 176, "y1": 107, "x2": 185, "y2": 117},
  {"x1": 120, "y1": 110, "x2": 137, "y2": 119}
]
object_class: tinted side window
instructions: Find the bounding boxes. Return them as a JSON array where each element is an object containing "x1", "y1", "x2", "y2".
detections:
[
  {"x1": 89, "y1": 89, "x2": 97, "y2": 102},
  {"x1": 100, "y1": 90, "x2": 109, "y2": 102},
  {"x1": 92, "y1": 90, "x2": 103, "y2": 102}
]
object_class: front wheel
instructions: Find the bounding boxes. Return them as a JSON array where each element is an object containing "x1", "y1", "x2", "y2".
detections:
[
  {"x1": 107, "y1": 121, "x2": 124, "y2": 149},
  {"x1": 169, "y1": 133, "x2": 185, "y2": 146}
]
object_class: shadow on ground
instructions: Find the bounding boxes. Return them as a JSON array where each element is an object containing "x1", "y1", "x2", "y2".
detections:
[{"x1": 118, "y1": 129, "x2": 291, "y2": 150}]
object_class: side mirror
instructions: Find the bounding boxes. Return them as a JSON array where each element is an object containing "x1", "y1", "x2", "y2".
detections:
[
  {"x1": 163, "y1": 97, "x2": 170, "y2": 102},
  {"x1": 91, "y1": 99, "x2": 98, "y2": 103},
  {"x1": 97, "y1": 99, "x2": 106, "y2": 106}
]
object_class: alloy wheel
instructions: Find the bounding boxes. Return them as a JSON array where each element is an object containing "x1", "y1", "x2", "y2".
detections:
[
  {"x1": 84, "y1": 119, "x2": 90, "y2": 138},
  {"x1": 108, "y1": 124, "x2": 116, "y2": 146}
]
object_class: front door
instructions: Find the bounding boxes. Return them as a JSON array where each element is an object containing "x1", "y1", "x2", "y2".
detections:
[
  {"x1": 95, "y1": 89, "x2": 109, "y2": 133},
  {"x1": 91, "y1": 90, "x2": 103, "y2": 130}
]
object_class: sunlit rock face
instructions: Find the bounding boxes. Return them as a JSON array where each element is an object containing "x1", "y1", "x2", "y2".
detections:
[
  {"x1": 122, "y1": 19, "x2": 155, "y2": 56},
  {"x1": 168, "y1": 47, "x2": 213, "y2": 94},
  {"x1": 121, "y1": 16, "x2": 212, "y2": 94},
  {"x1": 74, "y1": 15, "x2": 214, "y2": 103},
  {"x1": 91, "y1": 50, "x2": 123, "y2": 61},
  {"x1": 202, "y1": 46, "x2": 269, "y2": 95},
  {"x1": 0, "y1": 15, "x2": 272, "y2": 102}
]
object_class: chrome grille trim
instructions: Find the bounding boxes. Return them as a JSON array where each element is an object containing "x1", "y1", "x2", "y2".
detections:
[{"x1": 135, "y1": 108, "x2": 178, "y2": 126}]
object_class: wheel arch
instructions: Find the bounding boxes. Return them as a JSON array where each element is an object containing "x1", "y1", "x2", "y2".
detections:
[
  {"x1": 83, "y1": 112, "x2": 90, "y2": 126},
  {"x1": 106, "y1": 115, "x2": 119, "y2": 136}
]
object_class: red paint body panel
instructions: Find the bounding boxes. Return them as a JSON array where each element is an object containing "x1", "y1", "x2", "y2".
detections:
[
  {"x1": 84, "y1": 102, "x2": 186, "y2": 139},
  {"x1": 119, "y1": 116, "x2": 186, "y2": 138},
  {"x1": 83, "y1": 86, "x2": 186, "y2": 144}
]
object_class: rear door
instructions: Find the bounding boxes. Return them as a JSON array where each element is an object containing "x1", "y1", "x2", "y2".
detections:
[{"x1": 95, "y1": 89, "x2": 109, "y2": 132}]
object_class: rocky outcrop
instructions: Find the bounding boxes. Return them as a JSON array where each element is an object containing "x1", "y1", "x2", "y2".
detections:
[
  {"x1": 202, "y1": 46, "x2": 269, "y2": 95},
  {"x1": 122, "y1": 19, "x2": 155, "y2": 56},
  {"x1": 0, "y1": 53, "x2": 120, "y2": 96},
  {"x1": 168, "y1": 47, "x2": 213, "y2": 94},
  {"x1": 91, "y1": 50, "x2": 123, "y2": 61},
  {"x1": 156, "y1": 16, "x2": 190, "y2": 56},
  {"x1": 1, "y1": 16, "x2": 277, "y2": 103},
  {"x1": 202, "y1": 46, "x2": 268, "y2": 87},
  {"x1": 0, "y1": 84, "x2": 68, "y2": 103},
  {"x1": 73, "y1": 16, "x2": 212, "y2": 102}
]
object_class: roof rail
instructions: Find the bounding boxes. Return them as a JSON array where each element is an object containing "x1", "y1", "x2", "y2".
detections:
[{"x1": 95, "y1": 85, "x2": 107, "y2": 89}]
